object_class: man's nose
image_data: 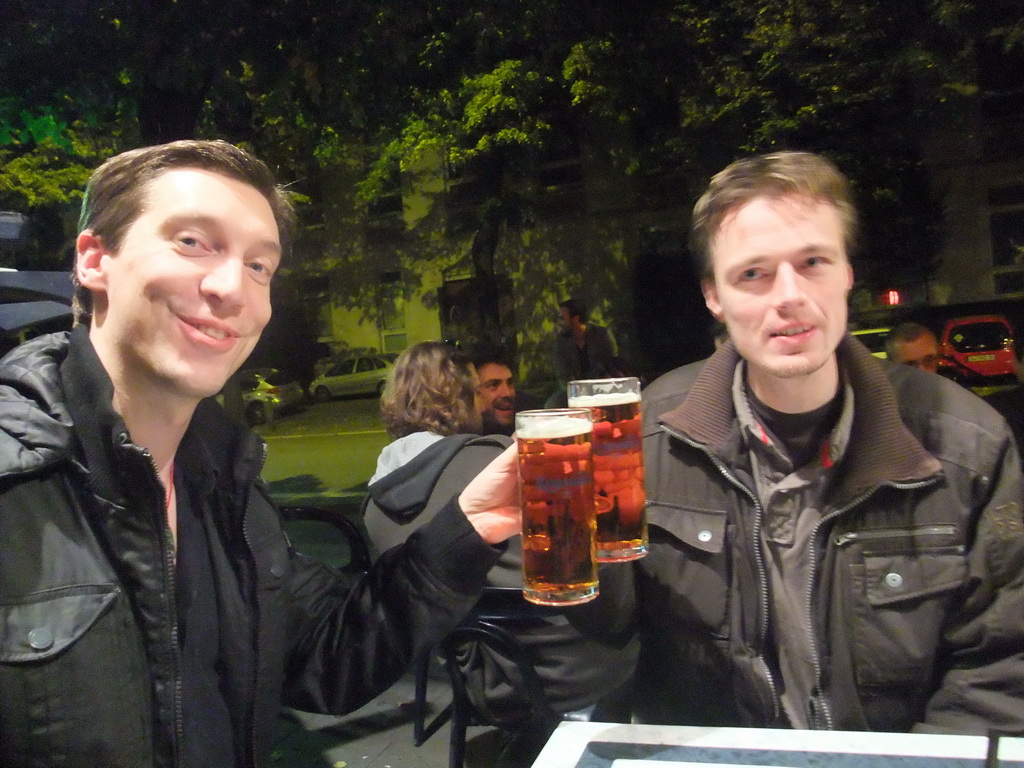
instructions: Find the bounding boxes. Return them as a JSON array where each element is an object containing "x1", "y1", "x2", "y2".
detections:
[
  {"x1": 772, "y1": 263, "x2": 804, "y2": 305},
  {"x1": 201, "y1": 256, "x2": 246, "y2": 309}
]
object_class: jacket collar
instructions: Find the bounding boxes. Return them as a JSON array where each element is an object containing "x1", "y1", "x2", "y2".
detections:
[
  {"x1": 660, "y1": 335, "x2": 942, "y2": 505},
  {"x1": 61, "y1": 324, "x2": 128, "y2": 504},
  {"x1": 60, "y1": 324, "x2": 262, "y2": 510}
]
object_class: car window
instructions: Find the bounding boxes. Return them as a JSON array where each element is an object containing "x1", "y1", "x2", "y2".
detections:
[
  {"x1": 356, "y1": 357, "x2": 375, "y2": 373},
  {"x1": 373, "y1": 357, "x2": 387, "y2": 370},
  {"x1": 948, "y1": 322, "x2": 1011, "y2": 353},
  {"x1": 329, "y1": 360, "x2": 355, "y2": 376}
]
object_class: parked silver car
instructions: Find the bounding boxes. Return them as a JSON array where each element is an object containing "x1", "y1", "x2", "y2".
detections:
[
  {"x1": 238, "y1": 368, "x2": 305, "y2": 425},
  {"x1": 310, "y1": 355, "x2": 393, "y2": 400}
]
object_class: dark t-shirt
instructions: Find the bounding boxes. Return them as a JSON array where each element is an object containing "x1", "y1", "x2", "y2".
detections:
[
  {"x1": 748, "y1": 388, "x2": 843, "y2": 469},
  {"x1": 176, "y1": 474, "x2": 236, "y2": 768}
]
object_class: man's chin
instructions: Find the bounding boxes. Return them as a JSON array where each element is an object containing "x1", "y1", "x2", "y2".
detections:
[
  {"x1": 756, "y1": 351, "x2": 832, "y2": 380},
  {"x1": 492, "y1": 411, "x2": 515, "y2": 427}
]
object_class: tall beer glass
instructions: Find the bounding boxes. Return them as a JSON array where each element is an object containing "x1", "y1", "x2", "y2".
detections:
[
  {"x1": 567, "y1": 377, "x2": 647, "y2": 561},
  {"x1": 515, "y1": 408, "x2": 598, "y2": 606}
]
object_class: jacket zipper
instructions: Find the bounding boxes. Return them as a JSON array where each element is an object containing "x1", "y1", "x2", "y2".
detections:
[
  {"x1": 120, "y1": 433, "x2": 184, "y2": 767},
  {"x1": 662, "y1": 424, "x2": 782, "y2": 722},
  {"x1": 803, "y1": 477, "x2": 940, "y2": 730},
  {"x1": 242, "y1": 440, "x2": 269, "y2": 768},
  {"x1": 833, "y1": 523, "x2": 957, "y2": 548}
]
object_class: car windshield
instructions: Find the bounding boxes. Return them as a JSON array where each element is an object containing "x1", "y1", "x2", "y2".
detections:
[{"x1": 948, "y1": 322, "x2": 1010, "y2": 353}]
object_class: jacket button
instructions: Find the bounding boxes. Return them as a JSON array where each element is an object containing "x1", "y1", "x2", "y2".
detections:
[
  {"x1": 270, "y1": 562, "x2": 286, "y2": 578},
  {"x1": 884, "y1": 572, "x2": 904, "y2": 589},
  {"x1": 28, "y1": 627, "x2": 54, "y2": 651},
  {"x1": 697, "y1": 530, "x2": 713, "y2": 542}
]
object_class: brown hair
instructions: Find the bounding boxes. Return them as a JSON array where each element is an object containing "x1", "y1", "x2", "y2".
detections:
[
  {"x1": 690, "y1": 151, "x2": 858, "y2": 281},
  {"x1": 379, "y1": 341, "x2": 483, "y2": 438},
  {"x1": 73, "y1": 139, "x2": 295, "y2": 322}
]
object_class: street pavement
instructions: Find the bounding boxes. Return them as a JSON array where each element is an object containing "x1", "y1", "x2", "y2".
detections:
[{"x1": 256, "y1": 395, "x2": 389, "y2": 507}]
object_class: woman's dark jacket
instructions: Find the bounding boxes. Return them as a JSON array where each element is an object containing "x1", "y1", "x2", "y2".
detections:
[
  {"x1": 364, "y1": 434, "x2": 637, "y2": 717},
  {"x1": 0, "y1": 329, "x2": 499, "y2": 767},
  {"x1": 577, "y1": 337, "x2": 1024, "y2": 734}
]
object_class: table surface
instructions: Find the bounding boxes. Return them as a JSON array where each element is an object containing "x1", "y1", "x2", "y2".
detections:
[{"x1": 530, "y1": 722, "x2": 1024, "y2": 768}]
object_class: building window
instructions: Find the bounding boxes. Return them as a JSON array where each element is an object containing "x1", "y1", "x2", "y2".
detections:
[
  {"x1": 988, "y1": 184, "x2": 1024, "y2": 297},
  {"x1": 379, "y1": 272, "x2": 406, "y2": 353},
  {"x1": 366, "y1": 161, "x2": 403, "y2": 219}
]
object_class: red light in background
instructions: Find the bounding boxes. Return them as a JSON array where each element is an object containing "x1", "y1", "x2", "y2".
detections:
[{"x1": 883, "y1": 289, "x2": 900, "y2": 306}]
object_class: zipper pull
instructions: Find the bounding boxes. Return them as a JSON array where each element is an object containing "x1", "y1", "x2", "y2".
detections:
[{"x1": 834, "y1": 531, "x2": 858, "y2": 547}]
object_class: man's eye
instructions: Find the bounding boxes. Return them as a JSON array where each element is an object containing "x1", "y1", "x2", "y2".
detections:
[
  {"x1": 177, "y1": 234, "x2": 211, "y2": 252},
  {"x1": 739, "y1": 268, "x2": 762, "y2": 281},
  {"x1": 805, "y1": 255, "x2": 823, "y2": 268},
  {"x1": 247, "y1": 261, "x2": 275, "y2": 284}
]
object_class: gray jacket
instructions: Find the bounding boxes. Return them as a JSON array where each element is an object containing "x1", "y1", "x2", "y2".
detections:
[{"x1": 579, "y1": 336, "x2": 1024, "y2": 733}]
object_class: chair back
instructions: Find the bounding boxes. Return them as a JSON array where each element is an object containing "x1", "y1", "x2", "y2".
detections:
[{"x1": 279, "y1": 505, "x2": 373, "y2": 579}]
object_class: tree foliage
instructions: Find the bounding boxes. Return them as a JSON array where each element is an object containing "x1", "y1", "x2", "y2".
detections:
[{"x1": 2, "y1": 0, "x2": 1022, "y2": 287}]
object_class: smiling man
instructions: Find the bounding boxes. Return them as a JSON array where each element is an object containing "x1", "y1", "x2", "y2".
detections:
[
  {"x1": 0, "y1": 140, "x2": 520, "y2": 768},
  {"x1": 465, "y1": 342, "x2": 521, "y2": 435},
  {"x1": 571, "y1": 151, "x2": 1024, "y2": 734}
]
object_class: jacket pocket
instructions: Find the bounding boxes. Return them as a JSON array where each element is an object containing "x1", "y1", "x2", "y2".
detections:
[
  {"x1": 0, "y1": 584, "x2": 118, "y2": 662},
  {"x1": 845, "y1": 543, "x2": 967, "y2": 687},
  {"x1": 644, "y1": 503, "x2": 730, "y2": 633},
  {"x1": 647, "y1": 503, "x2": 726, "y2": 554},
  {"x1": 0, "y1": 584, "x2": 153, "y2": 765}
]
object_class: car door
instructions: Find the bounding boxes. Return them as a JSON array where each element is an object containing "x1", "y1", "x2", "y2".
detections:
[
  {"x1": 350, "y1": 356, "x2": 379, "y2": 394},
  {"x1": 326, "y1": 359, "x2": 356, "y2": 395}
]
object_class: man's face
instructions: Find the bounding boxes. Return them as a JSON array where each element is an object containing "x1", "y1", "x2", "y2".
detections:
[
  {"x1": 702, "y1": 195, "x2": 853, "y2": 404},
  {"x1": 890, "y1": 334, "x2": 940, "y2": 373},
  {"x1": 476, "y1": 362, "x2": 516, "y2": 427},
  {"x1": 77, "y1": 168, "x2": 280, "y2": 404},
  {"x1": 559, "y1": 307, "x2": 573, "y2": 332}
]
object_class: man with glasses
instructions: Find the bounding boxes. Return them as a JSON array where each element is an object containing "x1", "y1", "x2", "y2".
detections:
[{"x1": 885, "y1": 321, "x2": 941, "y2": 373}]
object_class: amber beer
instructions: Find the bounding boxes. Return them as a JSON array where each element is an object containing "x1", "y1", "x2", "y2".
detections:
[
  {"x1": 568, "y1": 377, "x2": 647, "y2": 561},
  {"x1": 516, "y1": 408, "x2": 598, "y2": 606}
]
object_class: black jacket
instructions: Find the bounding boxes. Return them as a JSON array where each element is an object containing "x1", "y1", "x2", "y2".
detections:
[
  {"x1": 577, "y1": 337, "x2": 1024, "y2": 733},
  {"x1": 0, "y1": 329, "x2": 499, "y2": 767},
  {"x1": 365, "y1": 434, "x2": 637, "y2": 716}
]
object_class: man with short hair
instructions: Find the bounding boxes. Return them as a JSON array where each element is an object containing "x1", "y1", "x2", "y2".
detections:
[
  {"x1": 550, "y1": 298, "x2": 617, "y2": 405},
  {"x1": 570, "y1": 151, "x2": 1024, "y2": 733},
  {"x1": 0, "y1": 140, "x2": 519, "y2": 767},
  {"x1": 885, "y1": 321, "x2": 941, "y2": 373},
  {"x1": 466, "y1": 342, "x2": 519, "y2": 435}
]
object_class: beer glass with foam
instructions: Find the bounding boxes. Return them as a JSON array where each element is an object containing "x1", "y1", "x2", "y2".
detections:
[
  {"x1": 567, "y1": 377, "x2": 647, "y2": 561},
  {"x1": 515, "y1": 408, "x2": 598, "y2": 605}
]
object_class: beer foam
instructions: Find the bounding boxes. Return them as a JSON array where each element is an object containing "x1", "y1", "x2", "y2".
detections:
[
  {"x1": 568, "y1": 391, "x2": 641, "y2": 407},
  {"x1": 516, "y1": 415, "x2": 592, "y2": 439}
]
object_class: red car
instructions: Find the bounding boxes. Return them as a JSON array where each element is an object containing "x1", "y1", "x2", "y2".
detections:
[{"x1": 938, "y1": 314, "x2": 1018, "y2": 385}]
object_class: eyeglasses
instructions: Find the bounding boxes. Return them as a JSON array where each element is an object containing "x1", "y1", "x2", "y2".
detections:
[{"x1": 903, "y1": 354, "x2": 939, "y2": 370}]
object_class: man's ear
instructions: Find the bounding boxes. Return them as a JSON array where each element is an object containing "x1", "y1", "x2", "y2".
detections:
[
  {"x1": 75, "y1": 231, "x2": 109, "y2": 292},
  {"x1": 702, "y1": 279, "x2": 724, "y2": 322}
]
